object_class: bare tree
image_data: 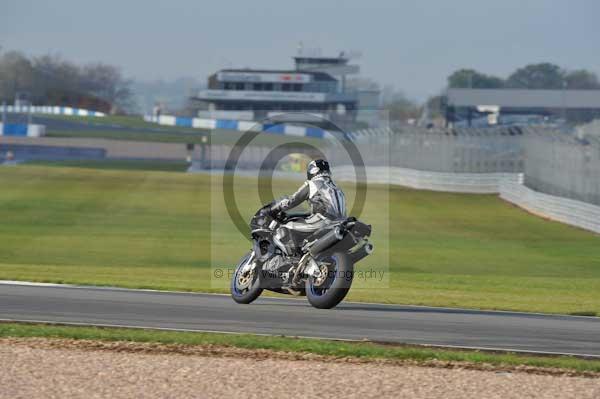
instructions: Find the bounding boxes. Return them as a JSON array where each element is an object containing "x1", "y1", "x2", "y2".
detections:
[
  {"x1": 81, "y1": 63, "x2": 133, "y2": 113},
  {"x1": 0, "y1": 51, "x2": 35, "y2": 102},
  {"x1": 0, "y1": 49, "x2": 134, "y2": 113}
]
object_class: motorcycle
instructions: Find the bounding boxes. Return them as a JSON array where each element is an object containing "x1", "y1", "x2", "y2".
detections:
[{"x1": 230, "y1": 202, "x2": 373, "y2": 309}]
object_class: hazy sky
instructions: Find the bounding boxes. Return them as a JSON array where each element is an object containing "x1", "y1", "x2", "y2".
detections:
[{"x1": 2, "y1": 0, "x2": 599, "y2": 100}]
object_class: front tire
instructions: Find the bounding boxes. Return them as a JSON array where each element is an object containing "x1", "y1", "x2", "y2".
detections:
[
  {"x1": 231, "y1": 251, "x2": 263, "y2": 304},
  {"x1": 306, "y1": 252, "x2": 354, "y2": 309}
]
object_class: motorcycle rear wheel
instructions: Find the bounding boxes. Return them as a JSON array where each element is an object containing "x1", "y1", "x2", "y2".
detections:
[
  {"x1": 231, "y1": 251, "x2": 263, "y2": 304},
  {"x1": 305, "y1": 252, "x2": 354, "y2": 309}
]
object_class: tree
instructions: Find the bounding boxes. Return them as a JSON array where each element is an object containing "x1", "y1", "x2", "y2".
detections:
[
  {"x1": 447, "y1": 69, "x2": 504, "y2": 89},
  {"x1": 0, "y1": 49, "x2": 134, "y2": 113},
  {"x1": 562, "y1": 69, "x2": 600, "y2": 123},
  {"x1": 506, "y1": 63, "x2": 565, "y2": 89},
  {"x1": 0, "y1": 51, "x2": 35, "y2": 102},
  {"x1": 386, "y1": 96, "x2": 420, "y2": 122},
  {"x1": 565, "y1": 69, "x2": 600, "y2": 90},
  {"x1": 380, "y1": 86, "x2": 420, "y2": 123},
  {"x1": 80, "y1": 63, "x2": 133, "y2": 113},
  {"x1": 32, "y1": 54, "x2": 82, "y2": 101}
]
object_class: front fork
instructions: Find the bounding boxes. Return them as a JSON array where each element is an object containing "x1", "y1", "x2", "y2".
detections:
[{"x1": 240, "y1": 251, "x2": 256, "y2": 274}]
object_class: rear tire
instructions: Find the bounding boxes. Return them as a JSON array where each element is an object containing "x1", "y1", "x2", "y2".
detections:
[
  {"x1": 305, "y1": 252, "x2": 354, "y2": 309},
  {"x1": 231, "y1": 251, "x2": 263, "y2": 304}
]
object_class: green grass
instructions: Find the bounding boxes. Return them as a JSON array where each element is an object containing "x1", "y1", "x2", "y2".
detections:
[
  {"x1": 41, "y1": 114, "x2": 201, "y2": 132},
  {"x1": 42, "y1": 114, "x2": 322, "y2": 146},
  {"x1": 27, "y1": 159, "x2": 191, "y2": 173},
  {"x1": 46, "y1": 128, "x2": 321, "y2": 146},
  {"x1": 0, "y1": 165, "x2": 599, "y2": 314},
  {"x1": 1, "y1": 322, "x2": 599, "y2": 373},
  {"x1": 46, "y1": 129, "x2": 209, "y2": 144}
]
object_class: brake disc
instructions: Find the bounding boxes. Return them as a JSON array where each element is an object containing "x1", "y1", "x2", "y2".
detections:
[
  {"x1": 237, "y1": 262, "x2": 255, "y2": 290},
  {"x1": 313, "y1": 264, "x2": 330, "y2": 287}
]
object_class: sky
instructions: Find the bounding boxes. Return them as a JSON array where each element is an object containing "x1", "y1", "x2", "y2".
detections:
[{"x1": 1, "y1": 0, "x2": 599, "y2": 101}]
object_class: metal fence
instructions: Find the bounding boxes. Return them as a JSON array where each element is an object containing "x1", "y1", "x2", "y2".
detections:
[
  {"x1": 500, "y1": 179, "x2": 600, "y2": 234},
  {"x1": 335, "y1": 126, "x2": 524, "y2": 173},
  {"x1": 200, "y1": 125, "x2": 527, "y2": 193},
  {"x1": 344, "y1": 125, "x2": 600, "y2": 207},
  {"x1": 2, "y1": 122, "x2": 599, "y2": 208},
  {"x1": 523, "y1": 128, "x2": 600, "y2": 206},
  {"x1": 333, "y1": 165, "x2": 521, "y2": 193}
]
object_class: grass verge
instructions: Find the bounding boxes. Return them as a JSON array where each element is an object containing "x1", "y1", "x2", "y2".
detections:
[
  {"x1": 1, "y1": 165, "x2": 599, "y2": 315},
  {"x1": 42, "y1": 114, "x2": 322, "y2": 146},
  {"x1": 41, "y1": 114, "x2": 199, "y2": 131},
  {"x1": 1, "y1": 322, "x2": 599, "y2": 375},
  {"x1": 46, "y1": 129, "x2": 210, "y2": 144},
  {"x1": 46, "y1": 128, "x2": 322, "y2": 146},
  {"x1": 26, "y1": 159, "x2": 191, "y2": 172}
]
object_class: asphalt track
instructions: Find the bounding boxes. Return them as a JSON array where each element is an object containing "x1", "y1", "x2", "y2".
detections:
[{"x1": 1, "y1": 281, "x2": 599, "y2": 357}]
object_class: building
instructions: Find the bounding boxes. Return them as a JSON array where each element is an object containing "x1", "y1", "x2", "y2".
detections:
[
  {"x1": 192, "y1": 51, "x2": 379, "y2": 128},
  {"x1": 445, "y1": 88, "x2": 600, "y2": 127}
]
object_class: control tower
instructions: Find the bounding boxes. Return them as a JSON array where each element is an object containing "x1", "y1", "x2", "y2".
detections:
[{"x1": 293, "y1": 48, "x2": 360, "y2": 93}]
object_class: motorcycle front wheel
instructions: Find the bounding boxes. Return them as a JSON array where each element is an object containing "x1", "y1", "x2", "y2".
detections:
[
  {"x1": 231, "y1": 251, "x2": 263, "y2": 304},
  {"x1": 305, "y1": 252, "x2": 354, "y2": 309}
]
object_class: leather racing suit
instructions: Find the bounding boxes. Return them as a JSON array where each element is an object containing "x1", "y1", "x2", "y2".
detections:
[{"x1": 271, "y1": 173, "x2": 346, "y2": 232}]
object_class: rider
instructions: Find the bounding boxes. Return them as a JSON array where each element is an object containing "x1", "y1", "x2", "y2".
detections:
[{"x1": 269, "y1": 159, "x2": 346, "y2": 232}]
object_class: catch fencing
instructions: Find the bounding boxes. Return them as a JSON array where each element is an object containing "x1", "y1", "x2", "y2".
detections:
[
  {"x1": 347, "y1": 125, "x2": 600, "y2": 207},
  {"x1": 343, "y1": 124, "x2": 600, "y2": 233},
  {"x1": 500, "y1": 179, "x2": 600, "y2": 234},
  {"x1": 335, "y1": 165, "x2": 600, "y2": 234},
  {"x1": 339, "y1": 126, "x2": 524, "y2": 173},
  {"x1": 332, "y1": 166, "x2": 521, "y2": 194},
  {"x1": 188, "y1": 160, "x2": 600, "y2": 234},
  {"x1": 523, "y1": 128, "x2": 600, "y2": 206}
]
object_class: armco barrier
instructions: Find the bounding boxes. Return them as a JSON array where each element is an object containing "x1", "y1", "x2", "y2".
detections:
[
  {"x1": 0, "y1": 136, "x2": 190, "y2": 160},
  {"x1": 500, "y1": 179, "x2": 600, "y2": 234},
  {"x1": 0, "y1": 143, "x2": 106, "y2": 161},
  {"x1": 0, "y1": 105, "x2": 105, "y2": 117},
  {"x1": 187, "y1": 164, "x2": 521, "y2": 194},
  {"x1": 332, "y1": 166, "x2": 522, "y2": 194},
  {"x1": 144, "y1": 115, "x2": 333, "y2": 139},
  {"x1": 190, "y1": 159, "x2": 599, "y2": 233},
  {"x1": 0, "y1": 123, "x2": 46, "y2": 137},
  {"x1": 336, "y1": 166, "x2": 599, "y2": 233}
]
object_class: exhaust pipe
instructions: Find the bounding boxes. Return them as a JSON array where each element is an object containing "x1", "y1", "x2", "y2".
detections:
[
  {"x1": 349, "y1": 242, "x2": 373, "y2": 263},
  {"x1": 308, "y1": 227, "x2": 344, "y2": 256}
]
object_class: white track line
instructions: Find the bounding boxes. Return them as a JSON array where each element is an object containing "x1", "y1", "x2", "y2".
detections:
[{"x1": 0, "y1": 280, "x2": 232, "y2": 296}]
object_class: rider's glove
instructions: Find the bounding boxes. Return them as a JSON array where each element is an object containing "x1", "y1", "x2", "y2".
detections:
[
  {"x1": 269, "y1": 197, "x2": 290, "y2": 216},
  {"x1": 268, "y1": 203, "x2": 281, "y2": 216}
]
